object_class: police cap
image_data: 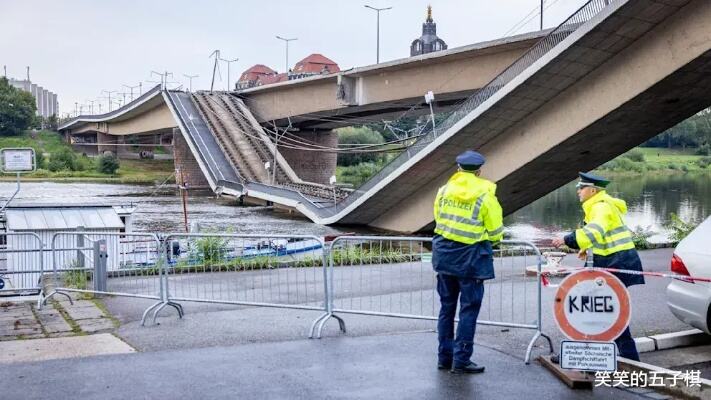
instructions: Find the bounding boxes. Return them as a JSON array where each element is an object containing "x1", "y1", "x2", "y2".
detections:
[
  {"x1": 576, "y1": 171, "x2": 610, "y2": 189},
  {"x1": 456, "y1": 150, "x2": 486, "y2": 170}
]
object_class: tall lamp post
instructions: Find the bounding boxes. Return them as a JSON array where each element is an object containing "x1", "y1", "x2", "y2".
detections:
[
  {"x1": 364, "y1": 5, "x2": 391, "y2": 64},
  {"x1": 276, "y1": 36, "x2": 297, "y2": 73},
  {"x1": 183, "y1": 74, "x2": 199, "y2": 92},
  {"x1": 219, "y1": 57, "x2": 239, "y2": 91}
]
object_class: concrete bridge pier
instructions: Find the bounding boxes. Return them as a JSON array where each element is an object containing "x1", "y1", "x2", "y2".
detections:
[{"x1": 278, "y1": 129, "x2": 338, "y2": 185}]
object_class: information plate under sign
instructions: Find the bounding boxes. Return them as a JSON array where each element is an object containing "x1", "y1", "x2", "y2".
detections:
[
  {"x1": 554, "y1": 269, "x2": 631, "y2": 342},
  {"x1": 560, "y1": 340, "x2": 617, "y2": 372},
  {"x1": 1, "y1": 148, "x2": 36, "y2": 173}
]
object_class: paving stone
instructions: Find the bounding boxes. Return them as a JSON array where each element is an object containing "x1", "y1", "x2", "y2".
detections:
[
  {"x1": 76, "y1": 318, "x2": 114, "y2": 333},
  {"x1": 62, "y1": 302, "x2": 105, "y2": 321},
  {"x1": 42, "y1": 321, "x2": 73, "y2": 334}
]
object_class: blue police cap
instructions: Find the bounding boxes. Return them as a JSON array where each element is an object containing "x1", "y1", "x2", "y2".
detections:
[
  {"x1": 577, "y1": 172, "x2": 610, "y2": 188},
  {"x1": 456, "y1": 150, "x2": 486, "y2": 169}
]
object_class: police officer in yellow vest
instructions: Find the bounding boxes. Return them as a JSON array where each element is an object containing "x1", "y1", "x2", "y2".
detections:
[
  {"x1": 552, "y1": 172, "x2": 644, "y2": 361},
  {"x1": 432, "y1": 150, "x2": 503, "y2": 374}
]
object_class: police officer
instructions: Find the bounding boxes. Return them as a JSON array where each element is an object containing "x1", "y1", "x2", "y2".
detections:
[
  {"x1": 552, "y1": 172, "x2": 644, "y2": 361},
  {"x1": 432, "y1": 150, "x2": 504, "y2": 374}
]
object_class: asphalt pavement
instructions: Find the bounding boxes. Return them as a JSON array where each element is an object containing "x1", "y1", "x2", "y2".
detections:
[{"x1": 0, "y1": 331, "x2": 651, "y2": 400}]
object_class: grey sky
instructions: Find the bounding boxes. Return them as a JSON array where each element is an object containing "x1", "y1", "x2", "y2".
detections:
[{"x1": 1, "y1": 0, "x2": 588, "y2": 115}]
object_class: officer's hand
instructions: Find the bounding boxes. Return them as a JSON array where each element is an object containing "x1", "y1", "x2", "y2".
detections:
[
  {"x1": 577, "y1": 250, "x2": 588, "y2": 261},
  {"x1": 551, "y1": 238, "x2": 565, "y2": 247}
]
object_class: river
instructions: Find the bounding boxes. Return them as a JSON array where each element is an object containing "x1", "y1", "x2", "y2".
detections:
[{"x1": 1, "y1": 173, "x2": 709, "y2": 244}]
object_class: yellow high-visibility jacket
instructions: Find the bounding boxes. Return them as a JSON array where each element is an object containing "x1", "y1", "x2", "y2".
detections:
[
  {"x1": 433, "y1": 171, "x2": 503, "y2": 244},
  {"x1": 575, "y1": 191, "x2": 635, "y2": 256}
]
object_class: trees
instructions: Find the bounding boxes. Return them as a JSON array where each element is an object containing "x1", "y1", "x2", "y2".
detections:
[
  {"x1": 0, "y1": 77, "x2": 37, "y2": 135},
  {"x1": 643, "y1": 108, "x2": 711, "y2": 149}
]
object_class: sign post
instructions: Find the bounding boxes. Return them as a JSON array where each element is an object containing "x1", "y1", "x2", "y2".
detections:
[
  {"x1": 0, "y1": 148, "x2": 36, "y2": 213},
  {"x1": 554, "y1": 269, "x2": 631, "y2": 372}
]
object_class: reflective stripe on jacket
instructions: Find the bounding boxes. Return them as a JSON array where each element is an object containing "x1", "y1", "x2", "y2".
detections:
[
  {"x1": 575, "y1": 191, "x2": 635, "y2": 256},
  {"x1": 433, "y1": 171, "x2": 503, "y2": 245}
]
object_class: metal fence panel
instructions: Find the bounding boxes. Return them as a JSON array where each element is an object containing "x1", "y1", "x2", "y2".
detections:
[
  {"x1": 0, "y1": 233, "x2": 44, "y2": 299},
  {"x1": 47, "y1": 232, "x2": 163, "y2": 300},
  {"x1": 319, "y1": 236, "x2": 552, "y2": 363},
  {"x1": 163, "y1": 234, "x2": 328, "y2": 314}
]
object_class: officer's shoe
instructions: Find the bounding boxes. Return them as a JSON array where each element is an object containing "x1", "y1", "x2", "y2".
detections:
[
  {"x1": 451, "y1": 362, "x2": 485, "y2": 374},
  {"x1": 437, "y1": 361, "x2": 452, "y2": 370}
]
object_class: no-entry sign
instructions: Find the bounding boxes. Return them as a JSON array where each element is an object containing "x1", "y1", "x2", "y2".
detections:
[{"x1": 554, "y1": 269, "x2": 631, "y2": 342}]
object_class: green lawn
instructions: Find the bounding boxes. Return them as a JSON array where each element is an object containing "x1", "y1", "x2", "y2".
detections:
[{"x1": 596, "y1": 147, "x2": 711, "y2": 174}]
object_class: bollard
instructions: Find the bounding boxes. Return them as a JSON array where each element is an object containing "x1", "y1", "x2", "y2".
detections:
[{"x1": 93, "y1": 239, "x2": 108, "y2": 294}]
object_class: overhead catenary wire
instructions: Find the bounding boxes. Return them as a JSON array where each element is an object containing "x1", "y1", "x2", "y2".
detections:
[{"x1": 199, "y1": 94, "x2": 429, "y2": 154}]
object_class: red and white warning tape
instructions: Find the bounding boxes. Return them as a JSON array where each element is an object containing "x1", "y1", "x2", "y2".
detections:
[{"x1": 540, "y1": 266, "x2": 711, "y2": 287}]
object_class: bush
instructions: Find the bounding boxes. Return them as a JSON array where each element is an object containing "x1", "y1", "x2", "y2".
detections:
[
  {"x1": 623, "y1": 149, "x2": 646, "y2": 162},
  {"x1": 696, "y1": 143, "x2": 711, "y2": 156},
  {"x1": 696, "y1": 156, "x2": 711, "y2": 169},
  {"x1": 336, "y1": 126, "x2": 385, "y2": 166},
  {"x1": 48, "y1": 148, "x2": 81, "y2": 171},
  {"x1": 631, "y1": 226, "x2": 655, "y2": 250},
  {"x1": 665, "y1": 213, "x2": 698, "y2": 244},
  {"x1": 96, "y1": 154, "x2": 120, "y2": 175},
  {"x1": 337, "y1": 162, "x2": 383, "y2": 187}
]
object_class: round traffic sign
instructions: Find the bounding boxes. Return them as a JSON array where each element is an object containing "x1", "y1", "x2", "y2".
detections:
[
  {"x1": 0, "y1": 278, "x2": 4, "y2": 290},
  {"x1": 553, "y1": 269, "x2": 630, "y2": 341}
]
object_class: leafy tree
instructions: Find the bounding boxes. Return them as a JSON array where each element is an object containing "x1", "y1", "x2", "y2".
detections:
[
  {"x1": 96, "y1": 154, "x2": 120, "y2": 175},
  {"x1": 336, "y1": 126, "x2": 385, "y2": 166},
  {"x1": 0, "y1": 77, "x2": 37, "y2": 135}
]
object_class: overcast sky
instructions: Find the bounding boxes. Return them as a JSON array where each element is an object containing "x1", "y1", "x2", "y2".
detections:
[{"x1": 1, "y1": 0, "x2": 589, "y2": 115}]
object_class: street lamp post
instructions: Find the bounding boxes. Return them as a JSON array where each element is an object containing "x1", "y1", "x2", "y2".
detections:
[
  {"x1": 276, "y1": 36, "x2": 297, "y2": 73},
  {"x1": 183, "y1": 74, "x2": 199, "y2": 92},
  {"x1": 364, "y1": 5, "x2": 392, "y2": 64},
  {"x1": 123, "y1": 84, "x2": 141, "y2": 101},
  {"x1": 219, "y1": 57, "x2": 238, "y2": 91}
]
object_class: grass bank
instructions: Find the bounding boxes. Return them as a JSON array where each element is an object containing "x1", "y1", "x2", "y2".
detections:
[
  {"x1": 596, "y1": 147, "x2": 711, "y2": 175},
  {"x1": 0, "y1": 131, "x2": 175, "y2": 184}
]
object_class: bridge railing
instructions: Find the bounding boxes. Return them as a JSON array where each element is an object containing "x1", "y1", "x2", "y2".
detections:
[{"x1": 326, "y1": 0, "x2": 614, "y2": 215}]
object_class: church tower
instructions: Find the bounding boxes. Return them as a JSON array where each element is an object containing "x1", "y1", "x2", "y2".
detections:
[{"x1": 410, "y1": 5, "x2": 448, "y2": 56}]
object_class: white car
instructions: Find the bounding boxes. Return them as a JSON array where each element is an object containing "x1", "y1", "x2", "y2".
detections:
[{"x1": 666, "y1": 216, "x2": 711, "y2": 334}]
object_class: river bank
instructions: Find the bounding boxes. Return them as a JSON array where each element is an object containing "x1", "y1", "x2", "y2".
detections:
[{"x1": 0, "y1": 131, "x2": 175, "y2": 184}]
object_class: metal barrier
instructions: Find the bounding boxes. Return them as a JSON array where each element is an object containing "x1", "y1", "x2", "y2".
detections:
[
  {"x1": 159, "y1": 233, "x2": 329, "y2": 324},
  {"x1": 43, "y1": 232, "x2": 175, "y2": 324},
  {"x1": 314, "y1": 236, "x2": 553, "y2": 363},
  {"x1": 0, "y1": 232, "x2": 44, "y2": 307}
]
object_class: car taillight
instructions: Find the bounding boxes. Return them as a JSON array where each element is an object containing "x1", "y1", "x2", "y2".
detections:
[{"x1": 671, "y1": 253, "x2": 694, "y2": 283}]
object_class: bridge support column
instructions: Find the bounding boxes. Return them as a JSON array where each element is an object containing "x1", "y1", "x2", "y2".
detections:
[
  {"x1": 279, "y1": 129, "x2": 338, "y2": 185},
  {"x1": 173, "y1": 130, "x2": 210, "y2": 190}
]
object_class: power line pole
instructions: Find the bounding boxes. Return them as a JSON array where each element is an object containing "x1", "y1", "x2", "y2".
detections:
[
  {"x1": 2, "y1": 65, "x2": 6, "y2": 77},
  {"x1": 540, "y1": 0, "x2": 544, "y2": 30},
  {"x1": 151, "y1": 70, "x2": 173, "y2": 90},
  {"x1": 209, "y1": 50, "x2": 221, "y2": 92},
  {"x1": 183, "y1": 74, "x2": 198, "y2": 92},
  {"x1": 102, "y1": 90, "x2": 117, "y2": 112},
  {"x1": 87, "y1": 100, "x2": 96, "y2": 114},
  {"x1": 364, "y1": 5, "x2": 391, "y2": 64},
  {"x1": 219, "y1": 57, "x2": 238, "y2": 91},
  {"x1": 26, "y1": 66, "x2": 30, "y2": 81},
  {"x1": 276, "y1": 36, "x2": 297, "y2": 73},
  {"x1": 123, "y1": 83, "x2": 141, "y2": 101}
]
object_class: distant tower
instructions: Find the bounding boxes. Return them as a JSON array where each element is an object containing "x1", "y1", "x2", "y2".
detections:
[{"x1": 410, "y1": 5, "x2": 448, "y2": 56}]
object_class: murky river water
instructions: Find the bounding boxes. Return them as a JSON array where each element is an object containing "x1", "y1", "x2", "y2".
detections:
[{"x1": 1, "y1": 173, "x2": 709, "y2": 244}]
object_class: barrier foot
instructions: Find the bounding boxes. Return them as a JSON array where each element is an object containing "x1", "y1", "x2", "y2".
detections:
[
  {"x1": 166, "y1": 301, "x2": 184, "y2": 318},
  {"x1": 525, "y1": 331, "x2": 554, "y2": 365},
  {"x1": 151, "y1": 301, "x2": 183, "y2": 325},
  {"x1": 309, "y1": 312, "x2": 329, "y2": 339},
  {"x1": 36, "y1": 290, "x2": 44, "y2": 310},
  {"x1": 42, "y1": 290, "x2": 73, "y2": 306},
  {"x1": 141, "y1": 301, "x2": 162, "y2": 326},
  {"x1": 315, "y1": 313, "x2": 347, "y2": 339}
]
